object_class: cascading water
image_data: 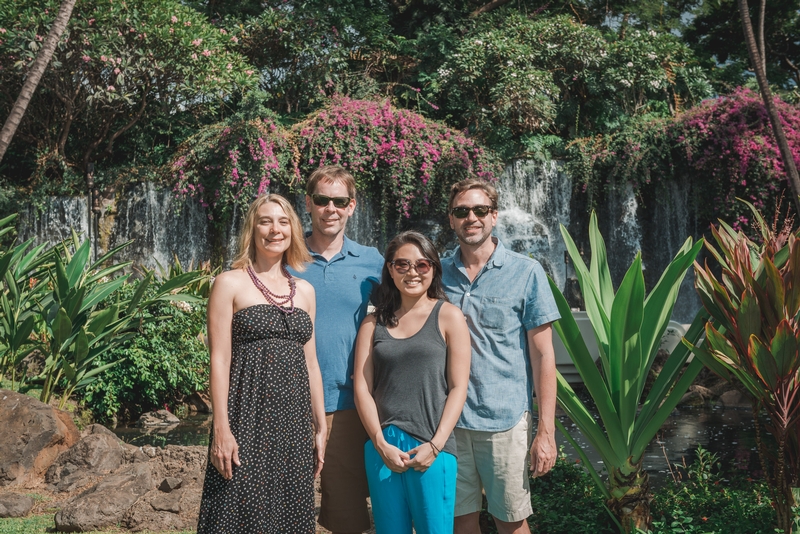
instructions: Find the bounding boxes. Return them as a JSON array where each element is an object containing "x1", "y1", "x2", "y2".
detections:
[
  {"x1": 639, "y1": 176, "x2": 704, "y2": 323},
  {"x1": 105, "y1": 183, "x2": 212, "y2": 272},
  {"x1": 493, "y1": 160, "x2": 572, "y2": 293},
  {"x1": 18, "y1": 196, "x2": 90, "y2": 249},
  {"x1": 14, "y1": 163, "x2": 704, "y2": 323}
]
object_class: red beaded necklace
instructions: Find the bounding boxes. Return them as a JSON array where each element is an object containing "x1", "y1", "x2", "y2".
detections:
[{"x1": 246, "y1": 264, "x2": 296, "y2": 314}]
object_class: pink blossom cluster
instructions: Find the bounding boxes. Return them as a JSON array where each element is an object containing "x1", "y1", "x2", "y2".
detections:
[
  {"x1": 293, "y1": 96, "x2": 500, "y2": 218},
  {"x1": 171, "y1": 97, "x2": 499, "y2": 223}
]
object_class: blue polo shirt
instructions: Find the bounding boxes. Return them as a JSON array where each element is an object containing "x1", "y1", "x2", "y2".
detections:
[
  {"x1": 442, "y1": 239, "x2": 560, "y2": 432},
  {"x1": 289, "y1": 235, "x2": 384, "y2": 412}
]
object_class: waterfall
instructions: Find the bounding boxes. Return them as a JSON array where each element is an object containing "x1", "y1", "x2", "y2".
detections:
[
  {"x1": 494, "y1": 160, "x2": 572, "y2": 292},
  {"x1": 18, "y1": 196, "x2": 90, "y2": 249},
  {"x1": 12, "y1": 163, "x2": 705, "y2": 324},
  {"x1": 639, "y1": 176, "x2": 704, "y2": 324},
  {"x1": 602, "y1": 180, "x2": 643, "y2": 287}
]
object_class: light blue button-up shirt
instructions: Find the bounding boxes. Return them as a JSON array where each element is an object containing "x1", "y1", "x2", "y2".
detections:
[
  {"x1": 442, "y1": 238, "x2": 561, "y2": 432},
  {"x1": 289, "y1": 235, "x2": 384, "y2": 412}
]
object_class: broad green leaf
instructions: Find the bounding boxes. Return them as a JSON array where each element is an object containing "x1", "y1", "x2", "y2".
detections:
[
  {"x1": 770, "y1": 321, "x2": 799, "y2": 378},
  {"x1": 79, "y1": 276, "x2": 129, "y2": 315},
  {"x1": 632, "y1": 357, "x2": 704, "y2": 460},
  {"x1": 640, "y1": 238, "x2": 702, "y2": 400},
  {"x1": 151, "y1": 271, "x2": 205, "y2": 300},
  {"x1": 85, "y1": 262, "x2": 132, "y2": 284},
  {"x1": 88, "y1": 240, "x2": 133, "y2": 271},
  {"x1": 126, "y1": 272, "x2": 153, "y2": 315},
  {"x1": 560, "y1": 223, "x2": 610, "y2": 368},
  {"x1": 65, "y1": 240, "x2": 91, "y2": 287},
  {"x1": 87, "y1": 306, "x2": 118, "y2": 339},
  {"x1": 550, "y1": 277, "x2": 625, "y2": 452},
  {"x1": 555, "y1": 417, "x2": 612, "y2": 501},
  {"x1": 705, "y1": 323, "x2": 742, "y2": 366},
  {"x1": 608, "y1": 254, "x2": 644, "y2": 441},
  {"x1": 53, "y1": 255, "x2": 69, "y2": 299},
  {"x1": 557, "y1": 376, "x2": 621, "y2": 466},
  {"x1": 749, "y1": 335, "x2": 778, "y2": 391},
  {"x1": 761, "y1": 257, "x2": 785, "y2": 324},
  {"x1": 11, "y1": 315, "x2": 35, "y2": 350},
  {"x1": 588, "y1": 212, "x2": 614, "y2": 316},
  {"x1": 737, "y1": 288, "x2": 761, "y2": 345},
  {"x1": 640, "y1": 309, "x2": 709, "y2": 429},
  {"x1": 73, "y1": 329, "x2": 89, "y2": 364},
  {"x1": 52, "y1": 307, "x2": 72, "y2": 349}
]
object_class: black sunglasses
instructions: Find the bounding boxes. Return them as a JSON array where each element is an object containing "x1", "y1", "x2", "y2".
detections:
[
  {"x1": 451, "y1": 205, "x2": 493, "y2": 219},
  {"x1": 311, "y1": 194, "x2": 351, "y2": 209},
  {"x1": 390, "y1": 258, "x2": 434, "y2": 275}
]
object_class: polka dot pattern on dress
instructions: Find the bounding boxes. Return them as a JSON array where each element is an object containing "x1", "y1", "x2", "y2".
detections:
[{"x1": 197, "y1": 304, "x2": 315, "y2": 534}]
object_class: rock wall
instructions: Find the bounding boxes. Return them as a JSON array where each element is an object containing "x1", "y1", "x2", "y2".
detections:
[{"x1": 16, "y1": 161, "x2": 705, "y2": 321}]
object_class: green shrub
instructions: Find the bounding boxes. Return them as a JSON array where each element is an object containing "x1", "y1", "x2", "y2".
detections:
[
  {"x1": 650, "y1": 446, "x2": 777, "y2": 534},
  {"x1": 479, "y1": 451, "x2": 615, "y2": 533},
  {"x1": 82, "y1": 284, "x2": 208, "y2": 422}
]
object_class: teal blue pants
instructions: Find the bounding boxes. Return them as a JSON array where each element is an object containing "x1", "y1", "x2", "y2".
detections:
[{"x1": 364, "y1": 425, "x2": 457, "y2": 534}]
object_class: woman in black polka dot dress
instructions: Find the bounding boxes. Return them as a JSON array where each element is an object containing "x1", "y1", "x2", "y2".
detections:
[{"x1": 197, "y1": 194, "x2": 327, "y2": 533}]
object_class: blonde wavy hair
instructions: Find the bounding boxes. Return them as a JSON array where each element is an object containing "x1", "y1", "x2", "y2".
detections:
[{"x1": 231, "y1": 194, "x2": 311, "y2": 271}]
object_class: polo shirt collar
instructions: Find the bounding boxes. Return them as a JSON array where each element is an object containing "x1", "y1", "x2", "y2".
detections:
[{"x1": 304, "y1": 232, "x2": 361, "y2": 260}]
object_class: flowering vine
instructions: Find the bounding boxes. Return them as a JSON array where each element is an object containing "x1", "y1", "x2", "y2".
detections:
[
  {"x1": 170, "y1": 96, "x2": 501, "y2": 226},
  {"x1": 567, "y1": 88, "x2": 800, "y2": 230}
]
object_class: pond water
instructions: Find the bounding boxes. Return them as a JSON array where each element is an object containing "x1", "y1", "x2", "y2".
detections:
[{"x1": 112, "y1": 404, "x2": 760, "y2": 489}]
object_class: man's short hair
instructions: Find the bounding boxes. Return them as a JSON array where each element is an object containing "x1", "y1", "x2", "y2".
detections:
[
  {"x1": 306, "y1": 165, "x2": 357, "y2": 199},
  {"x1": 447, "y1": 178, "x2": 498, "y2": 212}
]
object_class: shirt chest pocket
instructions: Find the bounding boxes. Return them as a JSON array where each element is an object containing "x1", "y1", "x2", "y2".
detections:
[{"x1": 479, "y1": 296, "x2": 515, "y2": 330}]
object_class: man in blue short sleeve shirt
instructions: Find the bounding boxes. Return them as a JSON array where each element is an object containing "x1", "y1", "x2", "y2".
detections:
[
  {"x1": 441, "y1": 178, "x2": 561, "y2": 534},
  {"x1": 288, "y1": 165, "x2": 383, "y2": 534}
]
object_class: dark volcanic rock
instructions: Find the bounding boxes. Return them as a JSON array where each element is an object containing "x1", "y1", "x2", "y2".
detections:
[
  {"x1": 45, "y1": 424, "x2": 148, "y2": 493},
  {"x1": 137, "y1": 410, "x2": 180, "y2": 427},
  {"x1": 54, "y1": 462, "x2": 154, "y2": 532},
  {"x1": 0, "y1": 389, "x2": 80, "y2": 488},
  {"x1": 0, "y1": 493, "x2": 35, "y2": 517}
]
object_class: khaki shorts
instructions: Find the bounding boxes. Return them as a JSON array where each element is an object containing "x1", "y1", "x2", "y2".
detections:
[
  {"x1": 318, "y1": 409, "x2": 371, "y2": 533},
  {"x1": 454, "y1": 412, "x2": 533, "y2": 522}
]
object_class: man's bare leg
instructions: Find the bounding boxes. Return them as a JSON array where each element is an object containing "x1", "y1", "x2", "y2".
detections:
[
  {"x1": 494, "y1": 516, "x2": 531, "y2": 534},
  {"x1": 454, "y1": 512, "x2": 482, "y2": 534}
]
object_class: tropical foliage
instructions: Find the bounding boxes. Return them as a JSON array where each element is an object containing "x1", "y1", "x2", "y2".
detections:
[
  {"x1": 0, "y1": 0, "x2": 255, "y2": 188},
  {"x1": 551, "y1": 212, "x2": 706, "y2": 531},
  {"x1": 0, "y1": 216, "x2": 206, "y2": 411},
  {"x1": 686, "y1": 201, "x2": 800, "y2": 533},
  {"x1": 431, "y1": 13, "x2": 713, "y2": 156},
  {"x1": 567, "y1": 88, "x2": 800, "y2": 229},
  {"x1": 170, "y1": 95, "x2": 501, "y2": 228}
]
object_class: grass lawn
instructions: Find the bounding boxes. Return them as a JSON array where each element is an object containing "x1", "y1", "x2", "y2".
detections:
[{"x1": 0, "y1": 514, "x2": 196, "y2": 534}]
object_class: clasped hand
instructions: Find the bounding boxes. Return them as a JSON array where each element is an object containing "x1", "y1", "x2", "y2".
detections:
[{"x1": 377, "y1": 442, "x2": 437, "y2": 473}]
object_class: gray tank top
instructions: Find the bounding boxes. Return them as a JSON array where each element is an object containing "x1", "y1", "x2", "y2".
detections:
[{"x1": 372, "y1": 300, "x2": 456, "y2": 456}]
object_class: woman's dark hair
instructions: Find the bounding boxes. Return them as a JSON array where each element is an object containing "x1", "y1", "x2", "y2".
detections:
[{"x1": 373, "y1": 231, "x2": 447, "y2": 327}]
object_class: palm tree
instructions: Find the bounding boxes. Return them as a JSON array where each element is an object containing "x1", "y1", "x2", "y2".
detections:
[
  {"x1": 0, "y1": 0, "x2": 78, "y2": 164},
  {"x1": 737, "y1": 0, "x2": 800, "y2": 216}
]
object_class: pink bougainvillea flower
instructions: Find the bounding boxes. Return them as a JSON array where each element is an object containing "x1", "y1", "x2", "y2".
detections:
[
  {"x1": 202, "y1": 49, "x2": 211, "y2": 57},
  {"x1": 192, "y1": 38, "x2": 202, "y2": 46},
  {"x1": 171, "y1": 16, "x2": 178, "y2": 23},
  {"x1": 81, "y1": 55, "x2": 91, "y2": 62},
  {"x1": 107, "y1": 85, "x2": 115, "y2": 91}
]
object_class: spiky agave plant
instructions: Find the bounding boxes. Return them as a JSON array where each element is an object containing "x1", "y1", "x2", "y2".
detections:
[
  {"x1": 551, "y1": 212, "x2": 706, "y2": 532},
  {"x1": 686, "y1": 200, "x2": 800, "y2": 534}
]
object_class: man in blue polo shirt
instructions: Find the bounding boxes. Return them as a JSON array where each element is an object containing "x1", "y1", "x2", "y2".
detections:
[
  {"x1": 442, "y1": 178, "x2": 560, "y2": 534},
  {"x1": 289, "y1": 165, "x2": 383, "y2": 534}
]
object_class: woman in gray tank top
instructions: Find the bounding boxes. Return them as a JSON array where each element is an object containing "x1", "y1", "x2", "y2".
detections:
[{"x1": 353, "y1": 231, "x2": 471, "y2": 534}]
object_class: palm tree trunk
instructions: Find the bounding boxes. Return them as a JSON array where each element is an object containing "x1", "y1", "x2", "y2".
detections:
[
  {"x1": 737, "y1": 0, "x2": 800, "y2": 217},
  {"x1": 0, "y1": 0, "x2": 78, "y2": 164},
  {"x1": 609, "y1": 460, "x2": 652, "y2": 533}
]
